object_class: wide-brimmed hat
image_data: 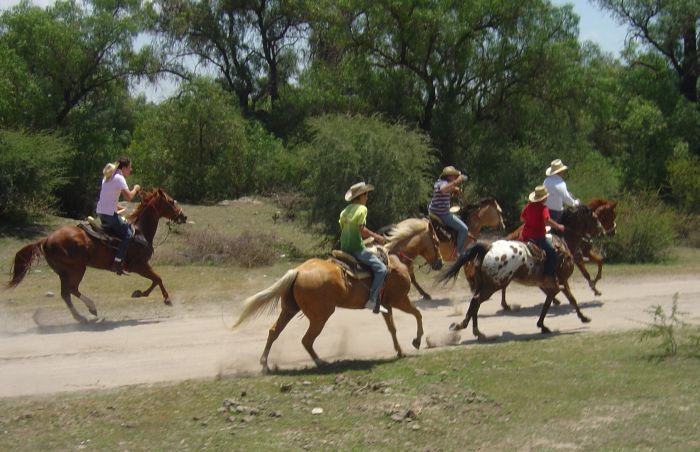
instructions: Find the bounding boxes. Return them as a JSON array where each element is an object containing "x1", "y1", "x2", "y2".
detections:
[
  {"x1": 441, "y1": 166, "x2": 461, "y2": 177},
  {"x1": 528, "y1": 185, "x2": 549, "y2": 202},
  {"x1": 345, "y1": 182, "x2": 375, "y2": 202},
  {"x1": 545, "y1": 159, "x2": 568, "y2": 176}
]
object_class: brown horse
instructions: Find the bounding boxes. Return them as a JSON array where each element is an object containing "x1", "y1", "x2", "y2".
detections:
[
  {"x1": 233, "y1": 219, "x2": 442, "y2": 373},
  {"x1": 501, "y1": 199, "x2": 616, "y2": 310},
  {"x1": 438, "y1": 205, "x2": 603, "y2": 338},
  {"x1": 415, "y1": 197, "x2": 505, "y2": 299},
  {"x1": 7, "y1": 188, "x2": 187, "y2": 323}
]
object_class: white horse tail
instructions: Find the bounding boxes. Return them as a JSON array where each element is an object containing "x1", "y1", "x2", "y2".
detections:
[{"x1": 231, "y1": 269, "x2": 299, "y2": 328}]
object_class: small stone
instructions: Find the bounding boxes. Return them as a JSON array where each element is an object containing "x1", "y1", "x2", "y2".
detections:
[
  {"x1": 411, "y1": 423, "x2": 421, "y2": 431},
  {"x1": 311, "y1": 407, "x2": 323, "y2": 415},
  {"x1": 280, "y1": 383, "x2": 293, "y2": 393},
  {"x1": 240, "y1": 390, "x2": 247, "y2": 397},
  {"x1": 45, "y1": 291, "x2": 54, "y2": 297},
  {"x1": 241, "y1": 415, "x2": 254, "y2": 423},
  {"x1": 217, "y1": 407, "x2": 226, "y2": 414},
  {"x1": 226, "y1": 416, "x2": 236, "y2": 423},
  {"x1": 301, "y1": 380, "x2": 311, "y2": 386},
  {"x1": 269, "y1": 411, "x2": 282, "y2": 418}
]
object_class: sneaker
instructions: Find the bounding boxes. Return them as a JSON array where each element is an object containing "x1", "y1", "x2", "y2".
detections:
[{"x1": 364, "y1": 299, "x2": 388, "y2": 314}]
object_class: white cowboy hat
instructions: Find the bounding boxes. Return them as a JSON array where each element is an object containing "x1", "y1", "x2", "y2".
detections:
[
  {"x1": 441, "y1": 166, "x2": 461, "y2": 177},
  {"x1": 529, "y1": 185, "x2": 549, "y2": 202},
  {"x1": 545, "y1": 159, "x2": 568, "y2": 176},
  {"x1": 344, "y1": 182, "x2": 375, "y2": 202}
]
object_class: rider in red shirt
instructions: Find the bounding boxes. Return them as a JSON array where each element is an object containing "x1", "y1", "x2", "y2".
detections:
[{"x1": 520, "y1": 185, "x2": 565, "y2": 289}]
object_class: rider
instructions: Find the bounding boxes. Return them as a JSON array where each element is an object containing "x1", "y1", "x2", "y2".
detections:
[
  {"x1": 339, "y1": 182, "x2": 388, "y2": 314},
  {"x1": 96, "y1": 156, "x2": 141, "y2": 275},
  {"x1": 429, "y1": 166, "x2": 469, "y2": 257},
  {"x1": 543, "y1": 159, "x2": 580, "y2": 222},
  {"x1": 520, "y1": 185, "x2": 565, "y2": 290}
]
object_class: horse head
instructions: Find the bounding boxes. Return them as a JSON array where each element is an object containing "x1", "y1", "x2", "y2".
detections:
[
  {"x1": 386, "y1": 218, "x2": 443, "y2": 270},
  {"x1": 425, "y1": 220, "x2": 444, "y2": 270},
  {"x1": 562, "y1": 205, "x2": 603, "y2": 238},
  {"x1": 151, "y1": 188, "x2": 187, "y2": 224},
  {"x1": 590, "y1": 199, "x2": 617, "y2": 236},
  {"x1": 461, "y1": 197, "x2": 505, "y2": 231}
]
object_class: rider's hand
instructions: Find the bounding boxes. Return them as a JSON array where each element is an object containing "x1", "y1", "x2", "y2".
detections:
[
  {"x1": 376, "y1": 235, "x2": 386, "y2": 245},
  {"x1": 559, "y1": 225, "x2": 566, "y2": 233},
  {"x1": 134, "y1": 184, "x2": 141, "y2": 193}
]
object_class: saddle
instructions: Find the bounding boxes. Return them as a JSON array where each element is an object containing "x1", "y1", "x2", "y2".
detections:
[
  {"x1": 428, "y1": 207, "x2": 460, "y2": 243},
  {"x1": 79, "y1": 217, "x2": 152, "y2": 258},
  {"x1": 329, "y1": 245, "x2": 389, "y2": 280}
]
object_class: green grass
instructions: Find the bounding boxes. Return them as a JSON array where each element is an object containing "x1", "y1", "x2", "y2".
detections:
[{"x1": 0, "y1": 331, "x2": 699, "y2": 450}]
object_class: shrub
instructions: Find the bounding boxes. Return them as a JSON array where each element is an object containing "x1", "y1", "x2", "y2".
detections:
[
  {"x1": 302, "y1": 114, "x2": 436, "y2": 234},
  {"x1": 601, "y1": 192, "x2": 675, "y2": 263},
  {"x1": 179, "y1": 229, "x2": 278, "y2": 267},
  {"x1": 567, "y1": 151, "x2": 620, "y2": 202},
  {"x1": 639, "y1": 294, "x2": 687, "y2": 357},
  {"x1": 666, "y1": 142, "x2": 700, "y2": 214},
  {"x1": 0, "y1": 129, "x2": 73, "y2": 220}
]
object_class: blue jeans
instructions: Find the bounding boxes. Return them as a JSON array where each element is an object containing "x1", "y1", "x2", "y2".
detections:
[
  {"x1": 533, "y1": 236, "x2": 557, "y2": 277},
  {"x1": 438, "y1": 213, "x2": 469, "y2": 253},
  {"x1": 99, "y1": 213, "x2": 134, "y2": 261},
  {"x1": 351, "y1": 248, "x2": 387, "y2": 302}
]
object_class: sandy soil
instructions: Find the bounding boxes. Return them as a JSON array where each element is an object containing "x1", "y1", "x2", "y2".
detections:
[{"x1": 0, "y1": 272, "x2": 698, "y2": 398}]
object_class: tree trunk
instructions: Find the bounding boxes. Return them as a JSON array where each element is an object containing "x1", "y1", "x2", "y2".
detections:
[{"x1": 680, "y1": 24, "x2": 698, "y2": 103}]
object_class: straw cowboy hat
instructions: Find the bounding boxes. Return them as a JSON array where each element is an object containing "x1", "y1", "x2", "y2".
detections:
[
  {"x1": 545, "y1": 159, "x2": 568, "y2": 176},
  {"x1": 345, "y1": 182, "x2": 375, "y2": 202},
  {"x1": 441, "y1": 166, "x2": 461, "y2": 177},
  {"x1": 529, "y1": 185, "x2": 549, "y2": 202}
]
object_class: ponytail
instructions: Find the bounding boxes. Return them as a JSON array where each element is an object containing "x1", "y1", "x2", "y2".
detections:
[{"x1": 102, "y1": 162, "x2": 118, "y2": 181}]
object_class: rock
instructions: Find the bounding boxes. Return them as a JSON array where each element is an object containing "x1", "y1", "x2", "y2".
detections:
[
  {"x1": 241, "y1": 415, "x2": 254, "y2": 423},
  {"x1": 45, "y1": 291, "x2": 54, "y2": 298},
  {"x1": 226, "y1": 416, "x2": 236, "y2": 423},
  {"x1": 280, "y1": 383, "x2": 293, "y2": 393},
  {"x1": 240, "y1": 390, "x2": 247, "y2": 397},
  {"x1": 334, "y1": 374, "x2": 346, "y2": 385},
  {"x1": 269, "y1": 411, "x2": 282, "y2": 418},
  {"x1": 301, "y1": 380, "x2": 311, "y2": 386},
  {"x1": 216, "y1": 407, "x2": 226, "y2": 414},
  {"x1": 311, "y1": 407, "x2": 323, "y2": 415}
]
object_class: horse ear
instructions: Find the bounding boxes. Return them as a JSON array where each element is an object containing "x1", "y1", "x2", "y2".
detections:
[{"x1": 157, "y1": 188, "x2": 165, "y2": 197}]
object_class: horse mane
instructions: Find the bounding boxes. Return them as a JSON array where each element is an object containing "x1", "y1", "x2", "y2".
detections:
[
  {"x1": 127, "y1": 189, "x2": 157, "y2": 222},
  {"x1": 463, "y1": 197, "x2": 497, "y2": 213},
  {"x1": 385, "y1": 218, "x2": 429, "y2": 252}
]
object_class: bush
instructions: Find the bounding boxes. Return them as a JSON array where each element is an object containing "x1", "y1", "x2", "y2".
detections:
[
  {"x1": 301, "y1": 114, "x2": 436, "y2": 234},
  {"x1": 666, "y1": 142, "x2": 700, "y2": 213},
  {"x1": 567, "y1": 151, "x2": 620, "y2": 202},
  {"x1": 0, "y1": 129, "x2": 73, "y2": 220},
  {"x1": 601, "y1": 192, "x2": 675, "y2": 263},
  {"x1": 180, "y1": 229, "x2": 278, "y2": 267}
]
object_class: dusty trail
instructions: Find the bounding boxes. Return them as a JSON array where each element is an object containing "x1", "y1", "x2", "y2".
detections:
[{"x1": 0, "y1": 273, "x2": 698, "y2": 398}]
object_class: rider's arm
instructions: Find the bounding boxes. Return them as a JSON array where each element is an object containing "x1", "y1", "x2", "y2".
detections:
[
  {"x1": 439, "y1": 175, "x2": 464, "y2": 193},
  {"x1": 121, "y1": 184, "x2": 141, "y2": 201},
  {"x1": 559, "y1": 181, "x2": 579, "y2": 207},
  {"x1": 360, "y1": 224, "x2": 386, "y2": 245},
  {"x1": 547, "y1": 217, "x2": 565, "y2": 233}
]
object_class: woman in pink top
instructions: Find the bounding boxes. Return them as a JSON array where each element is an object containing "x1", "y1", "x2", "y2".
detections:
[{"x1": 96, "y1": 157, "x2": 141, "y2": 274}]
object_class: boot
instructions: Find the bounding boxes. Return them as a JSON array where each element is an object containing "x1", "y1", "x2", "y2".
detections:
[
  {"x1": 542, "y1": 275, "x2": 558, "y2": 290},
  {"x1": 110, "y1": 259, "x2": 124, "y2": 276},
  {"x1": 365, "y1": 299, "x2": 388, "y2": 314}
]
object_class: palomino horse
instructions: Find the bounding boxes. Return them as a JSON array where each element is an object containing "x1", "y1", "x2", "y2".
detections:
[
  {"x1": 233, "y1": 218, "x2": 442, "y2": 373},
  {"x1": 500, "y1": 199, "x2": 616, "y2": 310},
  {"x1": 438, "y1": 205, "x2": 603, "y2": 338},
  {"x1": 7, "y1": 188, "x2": 187, "y2": 323},
  {"x1": 384, "y1": 218, "x2": 443, "y2": 294},
  {"x1": 416, "y1": 197, "x2": 505, "y2": 299}
]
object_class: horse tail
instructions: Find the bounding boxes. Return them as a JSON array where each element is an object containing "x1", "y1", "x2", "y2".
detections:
[
  {"x1": 231, "y1": 269, "x2": 299, "y2": 328},
  {"x1": 437, "y1": 242, "x2": 489, "y2": 284},
  {"x1": 7, "y1": 238, "x2": 47, "y2": 289}
]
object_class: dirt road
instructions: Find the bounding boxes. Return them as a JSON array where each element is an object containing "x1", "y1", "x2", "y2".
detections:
[{"x1": 1, "y1": 272, "x2": 698, "y2": 398}]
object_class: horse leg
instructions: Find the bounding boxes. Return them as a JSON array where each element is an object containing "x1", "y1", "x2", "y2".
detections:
[
  {"x1": 380, "y1": 310, "x2": 404, "y2": 357},
  {"x1": 560, "y1": 281, "x2": 591, "y2": 323},
  {"x1": 260, "y1": 302, "x2": 298, "y2": 374},
  {"x1": 449, "y1": 295, "x2": 486, "y2": 340},
  {"x1": 131, "y1": 263, "x2": 172, "y2": 305},
  {"x1": 410, "y1": 270, "x2": 432, "y2": 300},
  {"x1": 587, "y1": 250, "x2": 604, "y2": 295},
  {"x1": 574, "y1": 252, "x2": 599, "y2": 296},
  {"x1": 301, "y1": 314, "x2": 332, "y2": 368},
  {"x1": 536, "y1": 292, "x2": 556, "y2": 334},
  {"x1": 57, "y1": 271, "x2": 90, "y2": 323},
  {"x1": 500, "y1": 288, "x2": 511, "y2": 311},
  {"x1": 391, "y1": 295, "x2": 423, "y2": 350}
]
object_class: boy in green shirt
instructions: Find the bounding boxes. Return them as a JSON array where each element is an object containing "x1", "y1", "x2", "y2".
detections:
[{"x1": 339, "y1": 182, "x2": 388, "y2": 314}]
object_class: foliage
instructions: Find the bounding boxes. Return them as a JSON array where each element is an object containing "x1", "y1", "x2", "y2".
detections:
[
  {"x1": 666, "y1": 142, "x2": 700, "y2": 213},
  {"x1": 602, "y1": 192, "x2": 675, "y2": 263},
  {"x1": 302, "y1": 114, "x2": 436, "y2": 234},
  {"x1": 0, "y1": 129, "x2": 73, "y2": 220},
  {"x1": 567, "y1": 151, "x2": 621, "y2": 202},
  {"x1": 639, "y1": 294, "x2": 688, "y2": 357},
  {"x1": 180, "y1": 229, "x2": 278, "y2": 267}
]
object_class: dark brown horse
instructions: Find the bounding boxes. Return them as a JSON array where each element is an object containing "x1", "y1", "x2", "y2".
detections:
[
  {"x1": 7, "y1": 188, "x2": 187, "y2": 323},
  {"x1": 232, "y1": 219, "x2": 443, "y2": 373},
  {"x1": 501, "y1": 199, "x2": 616, "y2": 309},
  {"x1": 439, "y1": 205, "x2": 603, "y2": 338}
]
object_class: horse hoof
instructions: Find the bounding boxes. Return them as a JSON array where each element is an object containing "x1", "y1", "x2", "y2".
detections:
[
  {"x1": 594, "y1": 290, "x2": 602, "y2": 296},
  {"x1": 164, "y1": 299, "x2": 173, "y2": 306},
  {"x1": 315, "y1": 359, "x2": 329, "y2": 368},
  {"x1": 88, "y1": 307, "x2": 98, "y2": 316},
  {"x1": 412, "y1": 338, "x2": 421, "y2": 349},
  {"x1": 552, "y1": 298, "x2": 561, "y2": 306},
  {"x1": 581, "y1": 316, "x2": 591, "y2": 323},
  {"x1": 131, "y1": 290, "x2": 143, "y2": 298},
  {"x1": 421, "y1": 294, "x2": 432, "y2": 301},
  {"x1": 448, "y1": 322, "x2": 461, "y2": 331},
  {"x1": 540, "y1": 326, "x2": 552, "y2": 334}
]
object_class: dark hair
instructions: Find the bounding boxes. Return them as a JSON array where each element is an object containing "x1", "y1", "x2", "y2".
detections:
[{"x1": 116, "y1": 157, "x2": 131, "y2": 170}]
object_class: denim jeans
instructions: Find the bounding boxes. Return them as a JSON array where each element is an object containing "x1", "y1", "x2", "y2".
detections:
[
  {"x1": 351, "y1": 248, "x2": 387, "y2": 302},
  {"x1": 438, "y1": 213, "x2": 469, "y2": 253},
  {"x1": 532, "y1": 236, "x2": 557, "y2": 276},
  {"x1": 99, "y1": 213, "x2": 134, "y2": 261}
]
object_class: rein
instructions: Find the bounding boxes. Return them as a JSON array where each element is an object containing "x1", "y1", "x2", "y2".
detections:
[{"x1": 152, "y1": 220, "x2": 174, "y2": 248}]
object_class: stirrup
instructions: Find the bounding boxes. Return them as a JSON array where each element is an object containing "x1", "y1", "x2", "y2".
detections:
[{"x1": 365, "y1": 299, "x2": 388, "y2": 314}]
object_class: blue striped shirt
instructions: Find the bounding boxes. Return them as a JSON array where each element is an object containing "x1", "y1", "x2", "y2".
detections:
[{"x1": 429, "y1": 179, "x2": 451, "y2": 215}]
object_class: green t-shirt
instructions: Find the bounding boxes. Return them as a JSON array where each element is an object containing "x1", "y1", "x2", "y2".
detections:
[{"x1": 339, "y1": 203, "x2": 367, "y2": 253}]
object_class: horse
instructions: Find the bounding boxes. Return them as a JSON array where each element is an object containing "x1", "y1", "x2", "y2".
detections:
[
  {"x1": 232, "y1": 218, "x2": 443, "y2": 373},
  {"x1": 500, "y1": 199, "x2": 617, "y2": 310},
  {"x1": 414, "y1": 197, "x2": 505, "y2": 299},
  {"x1": 7, "y1": 188, "x2": 187, "y2": 323},
  {"x1": 438, "y1": 205, "x2": 603, "y2": 338}
]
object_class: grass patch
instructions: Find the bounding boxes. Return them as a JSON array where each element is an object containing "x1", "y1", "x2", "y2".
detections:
[{"x1": 0, "y1": 331, "x2": 699, "y2": 450}]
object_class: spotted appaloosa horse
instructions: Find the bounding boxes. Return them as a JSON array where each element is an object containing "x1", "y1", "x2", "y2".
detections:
[{"x1": 438, "y1": 205, "x2": 603, "y2": 338}]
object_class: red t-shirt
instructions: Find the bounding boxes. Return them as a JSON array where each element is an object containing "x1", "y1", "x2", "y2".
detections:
[{"x1": 520, "y1": 202, "x2": 550, "y2": 241}]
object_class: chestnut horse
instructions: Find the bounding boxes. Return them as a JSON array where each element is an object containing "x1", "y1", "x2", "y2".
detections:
[
  {"x1": 438, "y1": 205, "x2": 603, "y2": 338},
  {"x1": 415, "y1": 197, "x2": 505, "y2": 299},
  {"x1": 500, "y1": 199, "x2": 617, "y2": 309},
  {"x1": 7, "y1": 188, "x2": 187, "y2": 323},
  {"x1": 233, "y1": 218, "x2": 442, "y2": 373}
]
